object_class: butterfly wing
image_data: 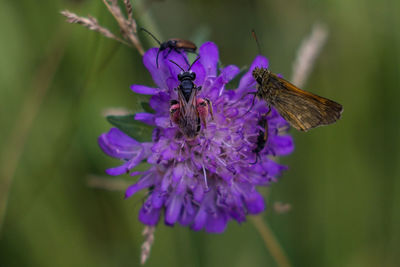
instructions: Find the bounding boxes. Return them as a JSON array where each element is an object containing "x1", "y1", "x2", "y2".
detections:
[{"x1": 273, "y1": 77, "x2": 343, "y2": 131}]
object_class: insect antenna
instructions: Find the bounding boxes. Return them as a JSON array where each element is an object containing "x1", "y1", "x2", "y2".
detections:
[
  {"x1": 140, "y1": 27, "x2": 165, "y2": 67},
  {"x1": 168, "y1": 59, "x2": 185, "y2": 72},
  {"x1": 188, "y1": 56, "x2": 201, "y2": 71},
  {"x1": 169, "y1": 56, "x2": 201, "y2": 72},
  {"x1": 140, "y1": 27, "x2": 161, "y2": 45},
  {"x1": 251, "y1": 29, "x2": 263, "y2": 55}
]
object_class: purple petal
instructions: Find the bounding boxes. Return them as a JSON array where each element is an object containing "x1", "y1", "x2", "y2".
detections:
[
  {"x1": 245, "y1": 191, "x2": 265, "y2": 214},
  {"x1": 190, "y1": 59, "x2": 206, "y2": 86},
  {"x1": 191, "y1": 207, "x2": 207, "y2": 231},
  {"x1": 143, "y1": 48, "x2": 173, "y2": 89},
  {"x1": 106, "y1": 162, "x2": 131, "y2": 176},
  {"x1": 205, "y1": 65, "x2": 241, "y2": 100},
  {"x1": 262, "y1": 160, "x2": 288, "y2": 177},
  {"x1": 205, "y1": 211, "x2": 228, "y2": 233},
  {"x1": 125, "y1": 172, "x2": 154, "y2": 198},
  {"x1": 269, "y1": 135, "x2": 294, "y2": 156},
  {"x1": 98, "y1": 128, "x2": 141, "y2": 159},
  {"x1": 135, "y1": 113, "x2": 155, "y2": 125},
  {"x1": 155, "y1": 117, "x2": 170, "y2": 128},
  {"x1": 151, "y1": 190, "x2": 165, "y2": 209},
  {"x1": 172, "y1": 164, "x2": 185, "y2": 182},
  {"x1": 139, "y1": 201, "x2": 161, "y2": 226},
  {"x1": 193, "y1": 184, "x2": 205, "y2": 202},
  {"x1": 199, "y1": 42, "x2": 219, "y2": 77},
  {"x1": 165, "y1": 194, "x2": 183, "y2": 225},
  {"x1": 131, "y1": 85, "x2": 159, "y2": 95},
  {"x1": 221, "y1": 65, "x2": 240, "y2": 82},
  {"x1": 149, "y1": 92, "x2": 171, "y2": 115},
  {"x1": 179, "y1": 196, "x2": 196, "y2": 225}
]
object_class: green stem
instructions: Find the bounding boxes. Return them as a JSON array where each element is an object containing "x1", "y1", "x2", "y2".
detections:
[{"x1": 250, "y1": 216, "x2": 292, "y2": 267}]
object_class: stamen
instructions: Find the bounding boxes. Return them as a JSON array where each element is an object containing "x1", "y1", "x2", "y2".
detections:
[
  {"x1": 202, "y1": 164, "x2": 209, "y2": 190},
  {"x1": 216, "y1": 156, "x2": 227, "y2": 166}
]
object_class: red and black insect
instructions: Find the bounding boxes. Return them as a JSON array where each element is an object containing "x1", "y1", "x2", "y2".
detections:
[
  {"x1": 251, "y1": 116, "x2": 268, "y2": 164},
  {"x1": 141, "y1": 28, "x2": 197, "y2": 68},
  {"x1": 169, "y1": 59, "x2": 213, "y2": 139}
]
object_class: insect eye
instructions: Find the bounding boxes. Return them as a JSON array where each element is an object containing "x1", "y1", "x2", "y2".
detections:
[
  {"x1": 256, "y1": 77, "x2": 263, "y2": 84},
  {"x1": 190, "y1": 72, "x2": 196, "y2": 80},
  {"x1": 178, "y1": 73, "x2": 183, "y2": 80}
]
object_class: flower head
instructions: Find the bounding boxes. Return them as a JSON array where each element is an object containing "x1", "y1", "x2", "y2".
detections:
[{"x1": 99, "y1": 42, "x2": 294, "y2": 233}]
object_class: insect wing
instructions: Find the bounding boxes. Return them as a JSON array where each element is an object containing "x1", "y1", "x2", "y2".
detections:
[
  {"x1": 170, "y1": 38, "x2": 197, "y2": 52},
  {"x1": 177, "y1": 87, "x2": 200, "y2": 138},
  {"x1": 273, "y1": 76, "x2": 343, "y2": 131}
]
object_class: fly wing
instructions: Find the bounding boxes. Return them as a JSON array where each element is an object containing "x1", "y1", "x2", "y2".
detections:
[{"x1": 273, "y1": 77, "x2": 343, "y2": 131}]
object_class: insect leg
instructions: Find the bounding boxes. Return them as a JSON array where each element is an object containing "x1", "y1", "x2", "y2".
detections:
[
  {"x1": 229, "y1": 91, "x2": 256, "y2": 107},
  {"x1": 250, "y1": 153, "x2": 260, "y2": 165},
  {"x1": 205, "y1": 98, "x2": 214, "y2": 120},
  {"x1": 241, "y1": 93, "x2": 258, "y2": 117},
  {"x1": 163, "y1": 47, "x2": 173, "y2": 59},
  {"x1": 175, "y1": 49, "x2": 190, "y2": 66},
  {"x1": 264, "y1": 107, "x2": 271, "y2": 141},
  {"x1": 156, "y1": 49, "x2": 161, "y2": 68}
]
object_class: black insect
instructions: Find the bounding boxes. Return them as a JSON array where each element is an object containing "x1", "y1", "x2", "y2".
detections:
[
  {"x1": 169, "y1": 58, "x2": 213, "y2": 140},
  {"x1": 169, "y1": 57, "x2": 202, "y2": 102},
  {"x1": 177, "y1": 69, "x2": 200, "y2": 102},
  {"x1": 141, "y1": 28, "x2": 197, "y2": 68},
  {"x1": 251, "y1": 116, "x2": 268, "y2": 164}
]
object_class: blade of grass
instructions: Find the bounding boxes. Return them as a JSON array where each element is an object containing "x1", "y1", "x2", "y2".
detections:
[{"x1": 0, "y1": 29, "x2": 68, "y2": 233}]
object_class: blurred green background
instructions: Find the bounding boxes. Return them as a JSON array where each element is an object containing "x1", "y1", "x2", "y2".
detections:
[{"x1": 1, "y1": 0, "x2": 399, "y2": 266}]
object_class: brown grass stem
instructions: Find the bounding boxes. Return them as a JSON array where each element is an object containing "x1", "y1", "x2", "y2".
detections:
[
  {"x1": 291, "y1": 23, "x2": 328, "y2": 87},
  {"x1": 102, "y1": 0, "x2": 144, "y2": 55}
]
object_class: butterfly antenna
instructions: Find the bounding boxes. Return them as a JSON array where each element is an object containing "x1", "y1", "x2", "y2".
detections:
[
  {"x1": 140, "y1": 27, "x2": 162, "y2": 45},
  {"x1": 169, "y1": 59, "x2": 185, "y2": 72},
  {"x1": 188, "y1": 56, "x2": 201, "y2": 71},
  {"x1": 251, "y1": 29, "x2": 263, "y2": 55}
]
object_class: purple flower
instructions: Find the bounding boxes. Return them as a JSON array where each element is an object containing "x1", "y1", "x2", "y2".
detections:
[{"x1": 98, "y1": 42, "x2": 294, "y2": 233}]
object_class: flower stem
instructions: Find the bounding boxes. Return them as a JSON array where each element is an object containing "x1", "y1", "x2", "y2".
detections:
[{"x1": 250, "y1": 215, "x2": 292, "y2": 267}]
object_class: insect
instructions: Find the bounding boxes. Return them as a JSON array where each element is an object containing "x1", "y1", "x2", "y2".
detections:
[
  {"x1": 140, "y1": 28, "x2": 197, "y2": 68},
  {"x1": 251, "y1": 116, "x2": 268, "y2": 164},
  {"x1": 252, "y1": 67, "x2": 343, "y2": 132},
  {"x1": 169, "y1": 59, "x2": 213, "y2": 139},
  {"x1": 245, "y1": 30, "x2": 343, "y2": 132}
]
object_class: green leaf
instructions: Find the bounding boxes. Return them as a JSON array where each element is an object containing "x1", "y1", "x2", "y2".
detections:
[
  {"x1": 106, "y1": 114, "x2": 153, "y2": 142},
  {"x1": 226, "y1": 65, "x2": 249, "y2": 90},
  {"x1": 141, "y1": 102, "x2": 155, "y2": 114}
]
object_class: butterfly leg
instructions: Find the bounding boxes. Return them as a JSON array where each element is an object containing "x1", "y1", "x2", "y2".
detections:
[{"x1": 264, "y1": 106, "x2": 271, "y2": 141}]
